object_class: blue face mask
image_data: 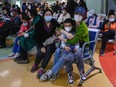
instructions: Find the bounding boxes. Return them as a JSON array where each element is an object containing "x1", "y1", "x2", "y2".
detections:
[{"x1": 44, "y1": 16, "x2": 53, "y2": 22}]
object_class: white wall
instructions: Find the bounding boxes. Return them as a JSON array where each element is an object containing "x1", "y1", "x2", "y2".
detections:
[{"x1": 86, "y1": 0, "x2": 102, "y2": 14}]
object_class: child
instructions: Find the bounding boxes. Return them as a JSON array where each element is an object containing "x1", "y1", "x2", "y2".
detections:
[
  {"x1": 40, "y1": 18, "x2": 80, "y2": 84},
  {"x1": 8, "y1": 15, "x2": 30, "y2": 58}
]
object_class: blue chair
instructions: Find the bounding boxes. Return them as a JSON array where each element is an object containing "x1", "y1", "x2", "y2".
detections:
[{"x1": 79, "y1": 28, "x2": 102, "y2": 86}]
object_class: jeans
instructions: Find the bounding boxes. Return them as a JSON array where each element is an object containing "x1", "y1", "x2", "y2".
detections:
[
  {"x1": 12, "y1": 37, "x2": 20, "y2": 53},
  {"x1": 52, "y1": 48, "x2": 74, "y2": 75},
  {"x1": 35, "y1": 43, "x2": 55, "y2": 69},
  {"x1": 51, "y1": 48, "x2": 84, "y2": 75},
  {"x1": 53, "y1": 48, "x2": 61, "y2": 66},
  {"x1": 66, "y1": 48, "x2": 84, "y2": 73}
]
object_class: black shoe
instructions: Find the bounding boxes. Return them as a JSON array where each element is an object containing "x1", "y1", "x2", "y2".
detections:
[
  {"x1": 16, "y1": 59, "x2": 29, "y2": 64},
  {"x1": 0, "y1": 45, "x2": 6, "y2": 48},
  {"x1": 31, "y1": 64, "x2": 38, "y2": 73},
  {"x1": 14, "y1": 55, "x2": 22, "y2": 62}
]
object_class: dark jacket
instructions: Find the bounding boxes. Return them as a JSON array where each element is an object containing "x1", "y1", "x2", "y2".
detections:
[
  {"x1": 34, "y1": 19, "x2": 60, "y2": 49},
  {"x1": 101, "y1": 19, "x2": 116, "y2": 31}
]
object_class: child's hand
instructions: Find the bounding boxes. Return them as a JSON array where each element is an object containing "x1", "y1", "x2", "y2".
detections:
[
  {"x1": 74, "y1": 48, "x2": 78, "y2": 52},
  {"x1": 64, "y1": 46, "x2": 71, "y2": 51}
]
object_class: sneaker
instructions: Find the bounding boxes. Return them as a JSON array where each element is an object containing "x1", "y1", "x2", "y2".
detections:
[
  {"x1": 100, "y1": 50, "x2": 105, "y2": 56},
  {"x1": 68, "y1": 73, "x2": 74, "y2": 84},
  {"x1": 31, "y1": 64, "x2": 38, "y2": 73},
  {"x1": 40, "y1": 70, "x2": 52, "y2": 81},
  {"x1": 8, "y1": 53, "x2": 16, "y2": 57},
  {"x1": 49, "y1": 74, "x2": 57, "y2": 82},
  {"x1": 14, "y1": 55, "x2": 22, "y2": 62},
  {"x1": 37, "y1": 68, "x2": 44, "y2": 79},
  {"x1": 80, "y1": 71, "x2": 86, "y2": 81},
  {"x1": 16, "y1": 59, "x2": 29, "y2": 64},
  {"x1": 13, "y1": 53, "x2": 20, "y2": 58}
]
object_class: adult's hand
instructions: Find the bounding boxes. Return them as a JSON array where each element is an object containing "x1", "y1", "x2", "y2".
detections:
[
  {"x1": 67, "y1": 33, "x2": 74, "y2": 39},
  {"x1": 60, "y1": 29, "x2": 74, "y2": 39},
  {"x1": 41, "y1": 47, "x2": 46, "y2": 53},
  {"x1": 58, "y1": 36, "x2": 66, "y2": 42},
  {"x1": 64, "y1": 46, "x2": 71, "y2": 51}
]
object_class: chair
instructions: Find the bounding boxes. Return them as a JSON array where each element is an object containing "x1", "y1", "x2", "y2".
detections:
[{"x1": 78, "y1": 28, "x2": 102, "y2": 86}]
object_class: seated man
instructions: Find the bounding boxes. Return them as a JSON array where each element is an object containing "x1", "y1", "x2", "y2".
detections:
[{"x1": 100, "y1": 9, "x2": 116, "y2": 56}]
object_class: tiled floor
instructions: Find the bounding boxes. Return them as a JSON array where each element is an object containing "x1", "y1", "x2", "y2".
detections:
[
  {"x1": 0, "y1": 47, "x2": 12, "y2": 59},
  {"x1": 0, "y1": 42, "x2": 113, "y2": 87}
]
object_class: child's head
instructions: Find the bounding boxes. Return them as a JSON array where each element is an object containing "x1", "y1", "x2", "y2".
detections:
[
  {"x1": 63, "y1": 18, "x2": 76, "y2": 32},
  {"x1": 22, "y1": 15, "x2": 30, "y2": 26}
]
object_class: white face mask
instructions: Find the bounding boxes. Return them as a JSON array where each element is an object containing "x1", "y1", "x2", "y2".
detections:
[
  {"x1": 64, "y1": 27, "x2": 72, "y2": 32},
  {"x1": 62, "y1": 11, "x2": 66, "y2": 14},
  {"x1": 23, "y1": 23, "x2": 28, "y2": 26},
  {"x1": 44, "y1": 16, "x2": 53, "y2": 22},
  {"x1": 109, "y1": 18, "x2": 115, "y2": 22},
  {"x1": 74, "y1": 15, "x2": 83, "y2": 22},
  {"x1": 10, "y1": 12, "x2": 14, "y2": 17}
]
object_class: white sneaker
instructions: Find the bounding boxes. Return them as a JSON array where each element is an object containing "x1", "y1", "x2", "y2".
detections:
[
  {"x1": 68, "y1": 73, "x2": 74, "y2": 84},
  {"x1": 13, "y1": 53, "x2": 20, "y2": 58},
  {"x1": 8, "y1": 53, "x2": 16, "y2": 57}
]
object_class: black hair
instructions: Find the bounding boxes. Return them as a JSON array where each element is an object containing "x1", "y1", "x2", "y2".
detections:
[
  {"x1": 63, "y1": 18, "x2": 76, "y2": 32},
  {"x1": 63, "y1": 7, "x2": 68, "y2": 12},
  {"x1": 22, "y1": 2, "x2": 26, "y2": 6},
  {"x1": 29, "y1": 9, "x2": 37, "y2": 17},
  {"x1": 42, "y1": 9, "x2": 53, "y2": 17},
  {"x1": 108, "y1": 9, "x2": 115, "y2": 18},
  {"x1": 22, "y1": 14, "x2": 30, "y2": 21}
]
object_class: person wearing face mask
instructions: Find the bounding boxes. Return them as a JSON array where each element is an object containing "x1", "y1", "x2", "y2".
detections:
[
  {"x1": 0, "y1": 9, "x2": 21, "y2": 48},
  {"x1": 8, "y1": 15, "x2": 30, "y2": 58},
  {"x1": 54, "y1": 6, "x2": 89, "y2": 81},
  {"x1": 57, "y1": 7, "x2": 71, "y2": 24},
  {"x1": 13, "y1": 9, "x2": 41, "y2": 64},
  {"x1": 85, "y1": 9, "x2": 101, "y2": 29},
  {"x1": 30, "y1": 9, "x2": 60, "y2": 78},
  {"x1": 40, "y1": 18, "x2": 80, "y2": 84},
  {"x1": 10, "y1": 9, "x2": 22, "y2": 26},
  {"x1": 100, "y1": 9, "x2": 116, "y2": 56}
]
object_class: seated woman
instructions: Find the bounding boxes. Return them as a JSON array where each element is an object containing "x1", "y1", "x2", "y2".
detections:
[
  {"x1": 40, "y1": 6, "x2": 89, "y2": 84},
  {"x1": 40, "y1": 18, "x2": 80, "y2": 84},
  {"x1": 8, "y1": 14, "x2": 30, "y2": 58},
  {"x1": 30, "y1": 9, "x2": 60, "y2": 78},
  {"x1": 14, "y1": 9, "x2": 41, "y2": 63},
  {"x1": 57, "y1": 7, "x2": 71, "y2": 24},
  {"x1": 100, "y1": 9, "x2": 116, "y2": 56},
  {"x1": 85, "y1": 9, "x2": 100, "y2": 29}
]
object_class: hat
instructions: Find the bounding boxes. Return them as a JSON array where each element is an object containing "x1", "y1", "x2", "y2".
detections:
[
  {"x1": 74, "y1": 6, "x2": 85, "y2": 16},
  {"x1": 11, "y1": 8, "x2": 18, "y2": 12}
]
